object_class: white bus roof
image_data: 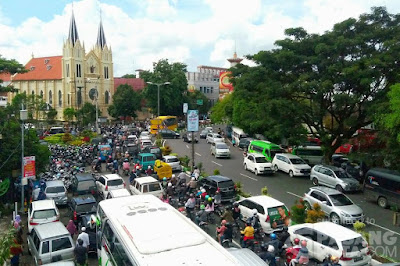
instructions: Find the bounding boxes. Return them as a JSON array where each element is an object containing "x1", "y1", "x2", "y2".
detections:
[{"x1": 98, "y1": 195, "x2": 240, "y2": 265}]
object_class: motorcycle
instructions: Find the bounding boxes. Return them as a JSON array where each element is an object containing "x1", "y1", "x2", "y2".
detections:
[{"x1": 284, "y1": 246, "x2": 300, "y2": 266}]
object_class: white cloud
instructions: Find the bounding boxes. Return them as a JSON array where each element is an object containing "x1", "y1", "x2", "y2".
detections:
[{"x1": 145, "y1": 0, "x2": 177, "y2": 19}]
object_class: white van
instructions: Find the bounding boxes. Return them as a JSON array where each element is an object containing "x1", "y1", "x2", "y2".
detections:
[{"x1": 231, "y1": 127, "x2": 248, "y2": 146}]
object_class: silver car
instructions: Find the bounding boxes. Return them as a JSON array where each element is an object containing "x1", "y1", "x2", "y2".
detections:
[
  {"x1": 303, "y1": 186, "x2": 364, "y2": 224},
  {"x1": 45, "y1": 180, "x2": 68, "y2": 205},
  {"x1": 310, "y1": 164, "x2": 360, "y2": 192}
]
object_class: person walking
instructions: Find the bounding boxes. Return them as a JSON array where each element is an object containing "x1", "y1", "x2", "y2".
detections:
[
  {"x1": 74, "y1": 239, "x2": 88, "y2": 266},
  {"x1": 77, "y1": 227, "x2": 90, "y2": 249},
  {"x1": 66, "y1": 219, "x2": 77, "y2": 238}
]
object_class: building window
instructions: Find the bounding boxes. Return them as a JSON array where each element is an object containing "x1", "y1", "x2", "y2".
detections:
[
  {"x1": 68, "y1": 94, "x2": 70, "y2": 105},
  {"x1": 105, "y1": 91, "x2": 109, "y2": 104},
  {"x1": 32, "y1": 91, "x2": 34, "y2": 95},
  {"x1": 200, "y1": 87, "x2": 203, "y2": 93},
  {"x1": 40, "y1": 90, "x2": 43, "y2": 98},
  {"x1": 49, "y1": 90, "x2": 53, "y2": 105},
  {"x1": 66, "y1": 64, "x2": 69, "y2": 77},
  {"x1": 58, "y1": 90, "x2": 62, "y2": 107},
  {"x1": 104, "y1": 66, "x2": 109, "y2": 79},
  {"x1": 211, "y1": 87, "x2": 213, "y2": 94},
  {"x1": 76, "y1": 64, "x2": 81, "y2": 77},
  {"x1": 77, "y1": 88, "x2": 82, "y2": 107}
]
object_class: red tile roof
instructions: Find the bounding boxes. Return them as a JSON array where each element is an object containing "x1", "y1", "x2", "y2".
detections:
[
  {"x1": 13, "y1": 56, "x2": 62, "y2": 81},
  {"x1": 0, "y1": 72, "x2": 11, "y2": 82},
  {"x1": 114, "y1": 78, "x2": 145, "y2": 92}
]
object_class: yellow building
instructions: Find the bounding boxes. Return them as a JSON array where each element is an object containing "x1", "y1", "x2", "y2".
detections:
[{"x1": 9, "y1": 11, "x2": 114, "y2": 121}]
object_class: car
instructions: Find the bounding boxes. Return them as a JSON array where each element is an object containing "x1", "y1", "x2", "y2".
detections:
[
  {"x1": 106, "y1": 188, "x2": 131, "y2": 199},
  {"x1": 183, "y1": 132, "x2": 199, "y2": 143},
  {"x1": 162, "y1": 155, "x2": 182, "y2": 172},
  {"x1": 159, "y1": 129, "x2": 180, "y2": 139},
  {"x1": 238, "y1": 138, "x2": 254, "y2": 150},
  {"x1": 70, "y1": 173, "x2": 97, "y2": 196},
  {"x1": 236, "y1": 195, "x2": 290, "y2": 234},
  {"x1": 95, "y1": 174, "x2": 125, "y2": 199},
  {"x1": 310, "y1": 165, "x2": 360, "y2": 192},
  {"x1": 125, "y1": 143, "x2": 139, "y2": 157},
  {"x1": 28, "y1": 199, "x2": 60, "y2": 233},
  {"x1": 141, "y1": 146, "x2": 162, "y2": 159},
  {"x1": 303, "y1": 187, "x2": 364, "y2": 224},
  {"x1": 140, "y1": 139, "x2": 153, "y2": 151},
  {"x1": 45, "y1": 180, "x2": 68, "y2": 205},
  {"x1": 68, "y1": 195, "x2": 97, "y2": 226},
  {"x1": 139, "y1": 131, "x2": 151, "y2": 138},
  {"x1": 243, "y1": 153, "x2": 274, "y2": 175},
  {"x1": 127, "y1": 134, "x2": 138, "y2": 144},
  {"x1": 332, "y1": 153, "x2": 349, "y2": 167},
  {"x1": 199, "y1": 129, "x2": 209, "y2": 139},
  {"x1": 135, "y1": 153, "x2": 157, "y2": 171},
  {"x1": 272, "y1": 153, "x2": 311, "y2": 177},
  {"x1": 48, "y1": 126, "x2": 65, "y2": 134},
  {"x1": 210, "y1": 142, "x2": 231, "y2": 158},
  {"x1": 198, "y1": 175, "x2": 236, "y2": 203},
  {"x1": 206, "y1": 133, "x2": 224, "y2": 144},
  {"x1": 129, "y1": 176, "x2": 164, "y2": 198},
  {"x1": 288, "y1": 222, "x2": 371, "y2": 265},
  {"x1": 27, "y1": 222, "x2": 74, "y2": 265}
]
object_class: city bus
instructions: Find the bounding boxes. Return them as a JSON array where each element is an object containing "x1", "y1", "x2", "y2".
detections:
[
  {"x1": 248, "y1": 140, "x2": 283, "y2": 161},
  {"x1": 150, "y1": 116, "x2": 177, "y2": 134},
  {"x1": 95, "y1": 195, "x2": 242, "y2": 266}
]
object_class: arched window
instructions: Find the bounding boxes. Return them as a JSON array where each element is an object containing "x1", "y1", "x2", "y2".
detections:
[
  {"x1": 40, "y1": 90, "x2": 43, "y2": 98},
  {"x1": 31, "y1": 91, "x2": 34, "y2": 96},
  {"x1": 49, "y1": 90, "x2": 53, "y2": 105},
  {"x1": 77, "y1": 88, "x2": 82, "y2": 107},
  {"x1": 105, "y1": 91, "x2": 109, "y2": 104},
  {"x1": 58, "y1": 90, "x2": 62, "y2": 107}
]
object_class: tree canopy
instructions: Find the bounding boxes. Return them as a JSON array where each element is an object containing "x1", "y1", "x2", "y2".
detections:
[
  {"x1": 0, "y1": 55, "x2": 27, "y2": 92},
  {"x1": 108, "y1": 84, "x2": 142, "y2": 119},
  {"x1": 76, "y1": 102, "x2": 100, "y2": 126},
  {"x1": 185, "y1": 90, "x2": 211, "y2": 116},
  {"x1": 141, "y1": 59, "x2": 188, "y2": 116}
]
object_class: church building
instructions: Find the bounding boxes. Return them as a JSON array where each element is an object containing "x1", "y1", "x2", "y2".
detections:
[{"x1": 9, "y1": 11, "x2": 114, "y2": 121}]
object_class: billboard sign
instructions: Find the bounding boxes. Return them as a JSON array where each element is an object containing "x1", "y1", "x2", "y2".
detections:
[
  {"x1": 183, "y1": 103, "x2": 188, "y2": 114},
  {"x1": 187, "y1": 110, "x2": 199, "y2": 132},
  {"x1": 219, "y1": 71, "x2": 233, "y2": 94},
  {"x1": 23, "y1": 156, "x2": 36, "y2": 184}
]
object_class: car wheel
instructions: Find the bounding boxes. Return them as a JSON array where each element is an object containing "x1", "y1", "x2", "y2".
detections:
[
  {"x1": 304, "y1": 201, "x2": 312, "y2": 211},
  {"x1": 335, "y1": 185, "x2": 344, "y2": 193},
  {"x1": 244, "y1": 164, "x2": 247, "y2": 170},
  {"x1": 289, "y1": 170, "x2": 294, "y2": 178},
  {"x1": 330, "y1": 213, "x2": 341, "y2": 224},
  {"x1": 274, "y1": 165, "x2": 279, "y2": 172},
  {"x1": 377, "y1": 197, "x2": 388, "y2": 209},
  {"x1": 312, "y1": 177, "x2": 319, "y2": 186}
]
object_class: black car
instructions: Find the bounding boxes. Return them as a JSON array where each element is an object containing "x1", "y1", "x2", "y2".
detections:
[
  {"x1": 159, "y1": 129, "x2": 180, "y2": 139},
  {"x1": 69, "y1": 195, "x2": 97, "y2": 226},
  {"x1": 198, "y1": 175, "x2": 236, "y2": 203},
  {"x1": 141, "y1": 146, "x2": 162, "y2": 159},
  {"x1": 125, "y1": 143, "x2": 139, "y2": 157},
  {"x1": 238, "y1": 138, "x2": 253, "y2": 150},
  {"x1": 199, "y1": 129, "x2": 209, "y2": 139},
  {"x1": 183, "y1": 133, "x2": 199, "y2": 143},
  {"x1": 70, "y1": 173, "x2": 97, "y2": 196},
  {"x1": 332, "y1": 154, "x2": 349, "y2": 167}
]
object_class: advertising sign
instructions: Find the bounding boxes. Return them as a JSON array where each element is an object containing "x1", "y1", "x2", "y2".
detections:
[
  {"x1": 197, "y1": 99, "x2": 203, "y2": 106},
  {"x1": 219, "y1": 71, "x2": 234, "y2": 93},
  {"x1": 23, "y1": 156, "x2": 36, "y2": 184},
  {"x1": 187, "y1": 110, "x2": 199, "y2": 132},
  {"x1": 183, "y1": 103, "x2": 188, "y2": 114}
]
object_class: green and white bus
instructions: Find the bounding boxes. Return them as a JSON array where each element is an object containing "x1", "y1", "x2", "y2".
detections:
[{"x1": 248, "y1": 140, "x2": 283, "y2": 161}]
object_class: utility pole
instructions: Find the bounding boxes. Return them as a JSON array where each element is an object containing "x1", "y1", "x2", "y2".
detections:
[{"x1": 20, "y1": 106, "x2": 28, "y2": 213}]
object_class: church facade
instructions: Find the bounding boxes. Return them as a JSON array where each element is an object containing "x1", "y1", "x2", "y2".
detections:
[{"x1": 9, "y1": 12, "x2": 114, "y2": 121}]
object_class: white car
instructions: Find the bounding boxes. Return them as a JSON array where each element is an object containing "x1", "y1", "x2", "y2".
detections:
[
  {"x1": 162, "y1": 155, "x2": 182, "y2": 171},
  {"x1": 272, "y1": 153, "x2": 311, "y2": 177},
  {"x1": 106, "y1": 188, "x2": 131, "y2": 199},
  {"x1": 129, "y1": 176, "x2": 164, "y2": 198},
  {"x1": 206, "y1": 133, "x2": 224, "y2": 144},
  {"x1": 96, "y1": 174, "x2": 126, "y2": 199},
  {"x1": 210, "y1": 142, "x2": 231, "y2": 158},
  {"x1": 140, "y1": 139, "x2": 152, "y2": 150},
  {"x1": 140, "y1": 131, "x2": 151, "y2": 138},
  {"x1": 236, "y1": 195, "x2": 290, "y2": 233},
  {"x1": 289, "y1": 222, "x2": 371, "y2": 265},
  {"x1": 243, "y1": 153, "x2": 274, "y2": 175},
  {"x1": 28, "y1": 199, "x2": 60, "y2": 233}
]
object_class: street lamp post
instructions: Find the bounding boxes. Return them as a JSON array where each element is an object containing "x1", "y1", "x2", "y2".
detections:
[
  {"x1": 20, "y1": 106, "x2": 28, "y2": 213},
  {"x1": 146, "y1": 81, "x2": 170, "y2": 117}
]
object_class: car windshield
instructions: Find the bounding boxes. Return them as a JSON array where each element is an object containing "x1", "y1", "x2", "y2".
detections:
[
  {"x1": 77, "y1": 180, "x2": 95, "y2": 191},
  {"x1": 167, "y1": 157, "x2": 179, "y2": 163},
  {"x1": 334, "y1": 170, "x2": 350, "y2": 179},
  {"x1": 148, "y1": 182, "x2": 162, "y2": 192},
  {"x1": 218, "y1": 180, "x2": 234, "y2": 188},
  {"x1": 290, "y1": 158, "x2": 306, "y2": 164},
  {"x1": 108, "y1": 179, "x2": 123, "y2": 186},
  {"x1": 329, "y1": 194, "x2": 353, "y2": 206},
  {"x1": 216, "y1": 144, "x2": 228, "y2": 149},
  {"x1": 76, "y1": 203, "x2": 97, "y2": 213},
  {"x1": 255, "y1": 157, "x2": 268, "y2": 163},
  {"x1": 150, "y1": 148, "x2": 161, "y2": 153},
  {"x1": 46, "y1": 186, "x2": 65, "y2": 193},
  {"x1": 214, "y1": 134, "x2": 222, "y2": 138},
  {"x1": 342, "y1": 237, "x2": 366, "y2": 253},
  {"x1": 33, "y1": 209, "x2": 57, "y2": 219}
]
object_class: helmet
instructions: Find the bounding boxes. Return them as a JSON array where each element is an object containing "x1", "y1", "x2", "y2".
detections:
[
  {"x1": 215, "y1": 190, "x2": 219, "y2": 194},
  {"x1": 201, "y1": 188, "x2": 206, "y2": 193},
  {"x1": 148, "y1": 166, "x2": 151, "y2": 169},
  {"x1": 293, "y1": 238, "x2": 300, "y2": 245},
  {"x1": 124, "y1": 158, "x2": 129, "y2": 162},
  {"x1": 172, "y1": 174, "x2": 175, "y2": 178},
  {"x1": 233, "y1": 202, "x2": 239, "y2": 207},
  {"x1": 252, "y1": 209, "x2": 258, "y2": 216},
  {"x1": 208, "y1": 197, "x2": 213, "y2": 202},
  {"x1": 221, "y1": 220, "x2": 227, "y2": 225},
  {"x1": 98, "y1": 157, "x2": 101, "y2": 160},
  {"x1": 163, "y1": 177, "x2": 167, "y2": 181},
  {"x1": 267, "y1": 245, "x2": 275, "y2": 253},
  {"x1": 301, "y1": 240, "x2": 307, "y2": 247},
  {"x1": 190, "y1": 193, "x2": 194, "y2": 198},
  {"x1": 109, "y1": 155, "x2": 112, "y2": 158},
  {"x1": 168, "y1": 182, "x2": 172, "y2": 187},
  {"x1": 191, "y1": 177, "x2": 195, "y2": 181},
  {"x1": 136, "y1": 166, "x2": 139, "y2": 169},
  {"x1": 331, "y1": 256, "x2": 338, "y2": 262},
  {"x1": 246, "y1": 221, "x2": 251, "y2": 226},
  {"x1": 270, "y1": 233, "x2": 277, "y2": 240},
  {"x1": 205, "y1": 195, "x2": 210, "y2": 200},
  {"x1": 200, "y1": 204, "x2": 205, "y2": 210}
]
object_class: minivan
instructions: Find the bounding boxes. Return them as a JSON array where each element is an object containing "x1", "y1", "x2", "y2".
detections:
[
  {"x1": 70, "y1": 173, "x2": 97, "y2": 196},
  {"x1": 45, "y1": 180, "x2": 67, "y2": 205},
  {"x1": 48, "y1": 127, "x2": 65, "y2": 135},
  {"x1": 248, "y1": 140, "x2": 283, "y2": 162},
  {"x1": 364, "y1": 168, "x2": 400, "y2": 209},
  {"x1": 198, "y1": 175, "x2": 236, "y2": 203},
  {"x1": 135, "y1": 153, "x2": 156, "y2": 171},
  {"x1": 28, "y1": 199, "x2": 60, "y2": 233},
  {"x1": 27, "y1": 222, "x2": 74, "y2": 265}
]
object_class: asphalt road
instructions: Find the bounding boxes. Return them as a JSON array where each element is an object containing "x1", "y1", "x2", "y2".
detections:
[{"x1": 166, "y1": 129, "x2": 400, "y2": 261}]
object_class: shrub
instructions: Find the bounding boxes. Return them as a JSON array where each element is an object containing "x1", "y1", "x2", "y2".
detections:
[
  {"x1": 235, "y1": 181, "x2": 251, "y2": 198},
  {"x1": 179, "y1": 155, "x2": 190, "y2": 167},
  {"x1": 353, "y1": 221, "x2": 370, "y2": 244},
  {"x1": 161, "y1": 145, "x2": 171, "y2": 155},
  {"x1": 291, "y1": 199, "x2": 307, "y2": 224},
  {"x1": 62, "y1": 133, "x2": 72, "y2": 143},
  {"x1": 68, "y1": 139, "x2": 84, "y2": 146},
  {"x1": 155, "y1": 139, "x2": 163, "y2": 147},
  {"x1": 82, "y1": 136, "x2": 90, "y2": 142},
  {"x1": 0, "y1": 226, "x2": 16, "y2": 265},
  {"x1": 305, "y1": 203, "x2": 325, "y2": 223},
  {"x1": 213, "y1": 169, "x2": 220, "y2": 175},
  {"x1": 44, "y1": 133, "x2": 64, "y2": 144},
  {"x1": 261, "y1": 186, "x2": 269, "y2": 196}
]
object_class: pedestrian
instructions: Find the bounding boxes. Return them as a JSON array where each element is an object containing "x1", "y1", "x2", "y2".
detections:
[
  {"x1": 74, "y1": 238, "x2": 88, "y2": 266},
  {"x1": 10, "y1": 237, "x2": 23, "y2": 266},
  {"x1": 77, "y1": 227, "x2": 90, "y2": 249},
  {"x1": 66, "y1": 219, "x2": 77, "y2": 238}
]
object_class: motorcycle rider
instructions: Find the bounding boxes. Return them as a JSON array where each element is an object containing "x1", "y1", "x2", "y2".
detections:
[
  {"x1": 122, "y1": 159, "x2": 130, "y2": 173},
  {"x1": 266, "y1": 233, "x2": 280, "y2": 256},
  {"x1": 216, "y1": 220, "x2": 227, "y2": 244},
  {"x1": 220, "y1": 206, "x2": 234, "y2": 223},
  {"x1": 145, "y1": 166, "x2": 153, "y2": 176},
  {"x1": 323, "y1": 255, "x2": 342, "y2": 266},
  {"x1": 259, "y1": 244, "x2": 276, "y2": 266},
  {"x1": 290, "y1": 240, "x2": 309, "y2": 266},
  {"x1": 240, "y1": 221, "x2": 255, "y2": 248},
  {"x1": 129, "y1": 169, "x2": 137, "y2": 184},
  {"x1": 249, "y1": 209, "x2": 261, "y2": 229},
  {"x1": 195, "y1": 204, "x2": 208, "y2": 225},
  {"x1": 221, "y1": 222, "x2": 233, "y2": 246},
  {"x1": 185, "y1": 194, "x2": 196, "y2": 220},
  {"x1": 187, "y1": 177, "x2": 197, "y2": 193}
]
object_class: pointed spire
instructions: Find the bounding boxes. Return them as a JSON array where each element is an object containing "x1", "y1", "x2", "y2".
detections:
[
  {"x1": 68, "y1": 10, "x2": 79, "y2": 46},
  {"x1": 97, "y1": 20, "x2": 107, "y2": 49}
]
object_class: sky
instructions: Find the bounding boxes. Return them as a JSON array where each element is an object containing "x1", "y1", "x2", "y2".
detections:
[{"x1": 1, "y1": 0, "x2": 400, "y2": 76}]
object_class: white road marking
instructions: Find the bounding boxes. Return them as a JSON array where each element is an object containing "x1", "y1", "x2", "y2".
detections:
[
  {"x1": 286, "y1": 191, "x2": 302, "y2": 198},
  {"x1": 195, "y1": 152, "x2": 202, "y2": 157},
  {"x1": 212, "y1": 161, "x2": 222, "y2": 167},
  {"x1": 366, "y1": 221, "x2": 400, "y2": 236},
  {"x1": 186, "y1": 145, "x2": 189, "y2": 149},
  {"x1": 239, "y1": 173, "x2": 258, "y2": 181}
]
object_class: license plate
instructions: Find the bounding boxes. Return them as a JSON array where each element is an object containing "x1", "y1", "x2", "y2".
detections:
[{"x1": 353, "y1": 257, "x2": 362, "y2": 262}]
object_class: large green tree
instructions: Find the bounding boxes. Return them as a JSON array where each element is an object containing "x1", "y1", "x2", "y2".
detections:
[
  {"x1": 185, "y1": 90, "x2": 211, "y2": 116},
  {"x1": 141, "y1": 59, "x2": 188, "y2": 116},
  {"x1": 0, "y1": 55, "x2": 27, "y2": 93},
  {"x1": 108, "y1": 84, "x2": 142, "y2": 120},
  {"x1": 231, "y1": 7, "x2": 400, "y2": 159},
  {"x1": 210, "y1": 93, "x2": 233, "y2": 124},
  {"x1": 76, "y1": 103, "x2": 100, "y2": 126},
  {"x1": 63, "y1": 108, "x2": 76, "y2": 123}
]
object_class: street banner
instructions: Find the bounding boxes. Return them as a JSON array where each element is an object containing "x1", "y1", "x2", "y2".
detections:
[
  {"x1": 183, "y1": 103, "x2": 188, "y2": 114},
  {"x1": 23, "y1": 156, "x2": 36, "y2": 183},
  {"x1": 187, "y1": 110, "x2": 199, "y2": 132}
]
